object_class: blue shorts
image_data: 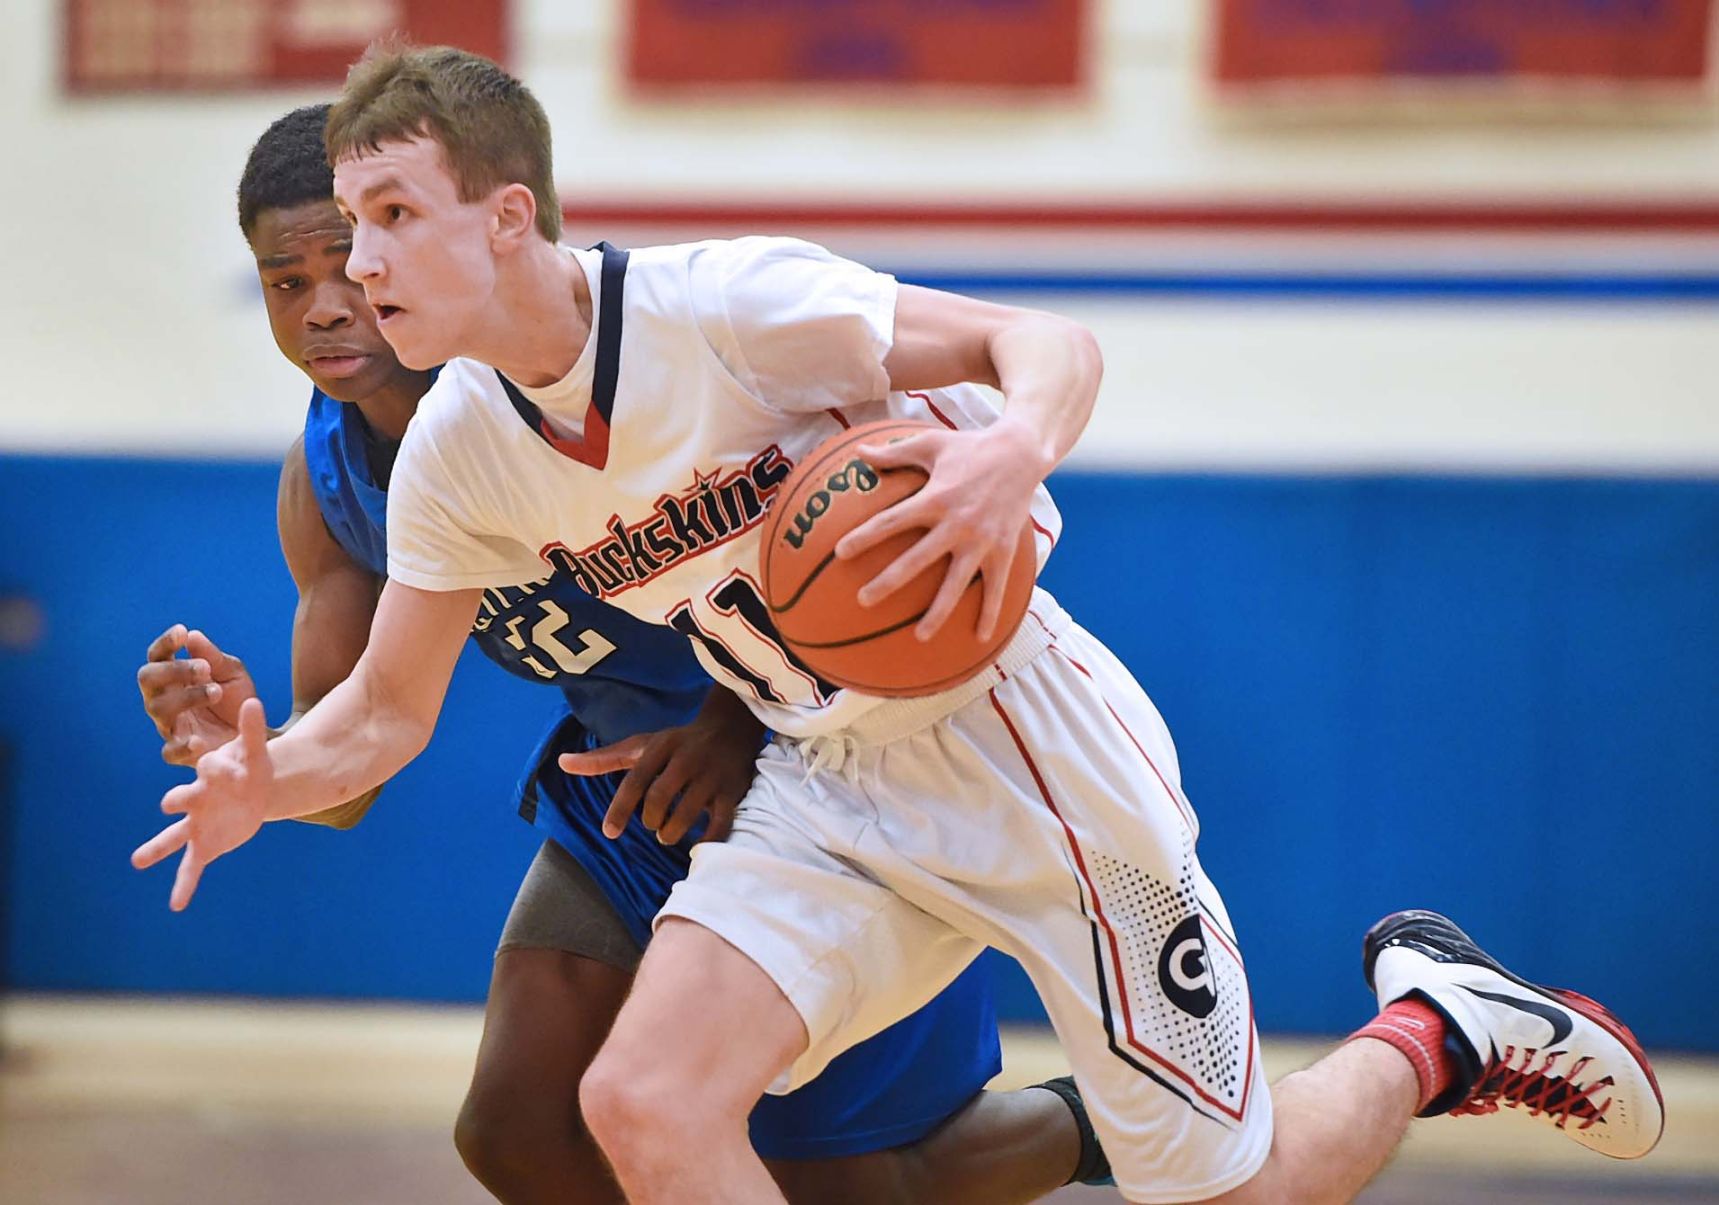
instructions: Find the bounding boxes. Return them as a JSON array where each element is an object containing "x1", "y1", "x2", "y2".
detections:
[{"x1": 514, "y1": 710, "x2": 1003, "y2": 1159}]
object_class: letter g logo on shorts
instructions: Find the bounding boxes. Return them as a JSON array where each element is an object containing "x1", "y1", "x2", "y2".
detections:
[{"x1": 1158, "y1": 914, "x2": 1218, "y2": 1019}]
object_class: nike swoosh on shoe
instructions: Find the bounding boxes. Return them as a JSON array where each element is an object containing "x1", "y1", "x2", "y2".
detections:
[{"x1": 1462, "y1": 985, "x2": 1575, "y2": 1047}]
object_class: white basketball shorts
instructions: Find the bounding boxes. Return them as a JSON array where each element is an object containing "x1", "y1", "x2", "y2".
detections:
[{"x1": 656, "y1": 596, "x2": 1274, "y2": 1202}]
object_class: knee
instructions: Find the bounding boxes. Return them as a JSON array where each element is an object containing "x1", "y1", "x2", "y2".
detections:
[
  {"x1": 578, "y1": 1047, "x2": 666, "y2": 1167},
  {"x1": 453, "y1": 1090, "x2": 536, "y2": 1191},
  {"x1": 581, "y1": 1043, "x2": 747, "y2": 1174},
  {"x1": 455, "y1": 1085, "x2": 599, "y2": 1203},
  {"x1": 453, "y1": 1091, "x2": 509, "y2": 1184}
]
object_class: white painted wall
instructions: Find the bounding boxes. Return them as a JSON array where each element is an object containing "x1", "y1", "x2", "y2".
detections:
[{"x1": 2, "y1": 0, "x2": 1717, "y2": 469}]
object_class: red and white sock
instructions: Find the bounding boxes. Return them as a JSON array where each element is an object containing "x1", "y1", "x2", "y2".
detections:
[{"x1": 1349, "y1": 997, "x2": 1457, "y2": 1113}]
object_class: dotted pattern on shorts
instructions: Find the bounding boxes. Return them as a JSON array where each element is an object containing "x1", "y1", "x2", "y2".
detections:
[{"x1": 1090, "y1": 849, "x2": 1253, "y2": 1116}]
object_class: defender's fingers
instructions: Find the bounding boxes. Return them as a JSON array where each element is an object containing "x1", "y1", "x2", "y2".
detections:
[
  {"x1": 700, "y1": 804, "x2": 737, "y2": 845},
  {"x1": 186, "y1": 630, "x2": 244, "y2": 679},
  {"x1": 137, "y1": 659, "x2": 211, "y2": 699},
  {"x1": 169, "y1": 849, "x2": 206, "y2": 912},
  {"x1": 599, "y1": 739, "x2": 671, "y2": 838},
  {"x1": 160, "y1": 740, "x2": 198, "y2": 768},
  {"x1": 636, "y1": 746, "x2": 694, "y2": 831},
  {"x1": 656, "y1": 784, "x2": 714, "y2": 846},
  {"x1": 145, "y1": 625, "x2": 190, "y2": 663},
  {"x1": 915, "y1": 551, "x2": 982, "y2": 642},
  {"x1": 640, "y1": 756, "x2": 694, "y2": 833},
  {"x1": 558, "y1": 733, "x2": 650, "y2": 777},
  {"x1": 146, "y1": 683, "x2": 221, "y2": 722},
  {"x1": 600, "y1": 773, "x2": 647, "y2": 839},
  {"x1": 132, "y1": 818, "x2": 191, "y2": 870}
]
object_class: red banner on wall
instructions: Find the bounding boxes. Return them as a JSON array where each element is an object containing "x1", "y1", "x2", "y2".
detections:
[
  {"x1": 628, "y1": 0, "x2": 1086, "y2": 90},
  {"x1": 1212, "y1": 0, "x2": 1714, "y2": 92},
  {"x1": 65, "y1": 0, "x2": 508, "y2": 93}
]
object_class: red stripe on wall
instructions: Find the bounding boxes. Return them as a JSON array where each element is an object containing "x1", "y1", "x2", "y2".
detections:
[{"x1": 562, "y1": 199, "x2": 1719, "y2": 233}]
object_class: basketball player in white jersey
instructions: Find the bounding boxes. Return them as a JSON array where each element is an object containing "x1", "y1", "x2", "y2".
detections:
[{"x1": 135, "y1": 44, "x2": 1664, "y2": 1205}]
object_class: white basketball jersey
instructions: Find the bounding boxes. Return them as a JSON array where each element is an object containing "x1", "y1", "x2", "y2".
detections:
[{"x1": 386, "y1": 237, "x2": 1061, "y2": 736}]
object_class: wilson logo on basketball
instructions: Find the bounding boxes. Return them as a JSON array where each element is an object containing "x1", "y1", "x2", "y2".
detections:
[{"x1": 780, "y1": 457, "x2": 881, "y2": 551}]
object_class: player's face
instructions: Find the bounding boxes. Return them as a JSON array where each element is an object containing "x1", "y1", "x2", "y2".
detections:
[
  {"x1": 333, "y1": 136, "x2": 498, "y2": 372},
  {"x1": 251, "y1": 200, "x2": 409, "y2": 403}
]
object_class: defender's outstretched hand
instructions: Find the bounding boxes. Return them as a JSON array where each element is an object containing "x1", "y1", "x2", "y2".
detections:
[
  {"x1": 558, "y1": 690, "x2": 764, "y2": 846},
  {"x1": 835, "y1": 421, "x2": 1044, "y2": 642},
  {"x1": 136, "y1": 625, "x2": 260, "y2": 765},
  {"x1": 133, "y1": 697, "x2": 274, "y2": 911}
]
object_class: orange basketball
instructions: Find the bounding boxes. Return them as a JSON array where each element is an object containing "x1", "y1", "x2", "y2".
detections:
[{"x1": 760, "y1": 419, "x2": 1037, "y2": 698}]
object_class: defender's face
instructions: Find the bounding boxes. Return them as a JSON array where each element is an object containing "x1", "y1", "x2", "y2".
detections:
[
  {"x1": 251, "y1": 199, "x2": 405, "y2": 403},
  {"x1": 333, "y1": 136, "x2": 497, "y2": 371}
]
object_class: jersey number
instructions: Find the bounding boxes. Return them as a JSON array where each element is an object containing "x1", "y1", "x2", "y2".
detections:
[
  {"x1": 668, "y1": 574, "x2": 839, "y2": 706},
  {"x1": 501, "y1": 600, "x2": 616, "y2": 679}
]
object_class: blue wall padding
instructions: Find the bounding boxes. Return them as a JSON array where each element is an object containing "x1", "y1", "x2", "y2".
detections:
[{"x1": 2, "y1": 457, "x2": 1714, "y2": 1049}]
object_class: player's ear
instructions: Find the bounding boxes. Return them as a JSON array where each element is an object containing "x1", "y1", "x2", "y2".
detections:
[{"x1": 491, "y1": 182, "x2": 539, "y2": 251}]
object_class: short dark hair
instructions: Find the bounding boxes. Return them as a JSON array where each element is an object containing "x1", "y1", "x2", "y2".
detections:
[
  {"x1": 327, "y1": 42, "x2": 560, "y2": 243},
  {"x1": 237, "y1": 103, "x2": 336, "y2": 241}
]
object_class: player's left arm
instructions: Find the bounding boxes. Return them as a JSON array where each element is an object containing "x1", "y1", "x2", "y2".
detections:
[{"x1": 842, "y1": 284, "x2": 1104, "y2": 639}]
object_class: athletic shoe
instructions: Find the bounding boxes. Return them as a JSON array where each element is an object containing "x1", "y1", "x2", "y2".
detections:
[{"x1": 1364, "y1": 909, "x2": 1664, "y2": 1160}]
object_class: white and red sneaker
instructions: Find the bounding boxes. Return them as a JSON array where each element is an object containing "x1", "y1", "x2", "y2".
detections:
[{"x1": 1363, "y1": 909, "x2": 1664, "y2": 1160}]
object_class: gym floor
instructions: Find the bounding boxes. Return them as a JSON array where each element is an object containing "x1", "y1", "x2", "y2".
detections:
[{"x1": 4, "y1": 996, "x2": 1716, "y2": 1204}]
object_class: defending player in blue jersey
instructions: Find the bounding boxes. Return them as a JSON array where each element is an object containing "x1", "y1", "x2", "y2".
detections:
[{"x1": 133, "y1": 105, "x2": 1113, "y2": 1204}]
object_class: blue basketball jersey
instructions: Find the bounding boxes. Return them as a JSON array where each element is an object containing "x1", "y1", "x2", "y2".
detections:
[{"x1": 302, "y1": 384, "x2": 712, "y2": 941}]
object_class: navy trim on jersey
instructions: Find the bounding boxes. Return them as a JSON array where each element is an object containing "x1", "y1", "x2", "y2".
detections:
[
  {"x1": 499, "y1": 242, "x2": 628, "y2": 469},
  {"x1": 593, "y1": 242, "x2": 628, "y2": 426}
]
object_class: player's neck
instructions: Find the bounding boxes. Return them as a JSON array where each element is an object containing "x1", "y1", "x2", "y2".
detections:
[
  {"x1": 354, "y1": 370, "x2": 431, "y2": 443},
  {"x1": 473, "y1": 240, "x2": 593, "y2": 390}
]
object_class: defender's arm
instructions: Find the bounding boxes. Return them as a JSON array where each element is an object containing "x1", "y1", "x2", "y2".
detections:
[{"x1": 276, "y1": 438, "x2": 388, "y2": 829}]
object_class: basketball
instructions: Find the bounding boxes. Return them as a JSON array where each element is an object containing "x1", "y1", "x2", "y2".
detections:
[{"x1": 760, "y1": 419, "x2": 1038, "y2": 698}]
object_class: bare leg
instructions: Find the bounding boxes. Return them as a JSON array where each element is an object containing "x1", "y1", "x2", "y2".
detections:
[
  {"x1": 462, "y1": 940, "x2": 1082, "y2": 1205},
  {"x1": 1197, "y1": 1038, "x2": 1417, "y2": 1205},
  {"x1": 454, "y1": 947, "x2": 633, "y2": 1205},
  {"x1": 767, "y1": 1084, "x2": 1083, "y2": 1205},
  {"x1": 580, "y1": 918, "x2": 808, "y2": 1205}
]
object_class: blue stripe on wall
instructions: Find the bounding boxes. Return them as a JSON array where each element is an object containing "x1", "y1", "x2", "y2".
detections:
[
  {"x1": 228, "y1": 268, "x2": 1719, "y2": 307},
  {"x1": 2, "y1": 458, "x2": 1715, "y2": 1048},
  {"x1": 891, "y1": 271, "x2": 1719, "y2": 301}
]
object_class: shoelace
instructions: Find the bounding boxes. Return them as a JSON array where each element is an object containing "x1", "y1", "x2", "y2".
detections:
[{"x1": 1452, "y1": 1045, "x2": 1614, "y2": 1131}]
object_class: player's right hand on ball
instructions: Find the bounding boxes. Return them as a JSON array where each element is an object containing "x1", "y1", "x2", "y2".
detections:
[
  {"x1": 133, "y1": 697, "x2": 273, "y2": 911},
  {"x1": 136, "y1": 624, "x2": 259, "y2": 765}
]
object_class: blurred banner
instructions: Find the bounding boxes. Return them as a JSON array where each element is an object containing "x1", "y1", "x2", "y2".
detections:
[
  {"x1": 628, "y1": 0, "x2": 1086, "y2": 90},
  {"x1": 64, "y1": 0, "x2": 508, "y2": 93},
  {"x1": 1212, "y1": 0, "x2": 1715, "y2": 101}
]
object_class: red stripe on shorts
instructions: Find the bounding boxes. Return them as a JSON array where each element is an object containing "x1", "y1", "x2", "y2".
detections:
[
  {"x1": 1050, "y1": 645, "x2": 1198, "y2": 834},
  {"x1": 986, "y1": 689, "x2": 1249, "y2": 1122}
]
